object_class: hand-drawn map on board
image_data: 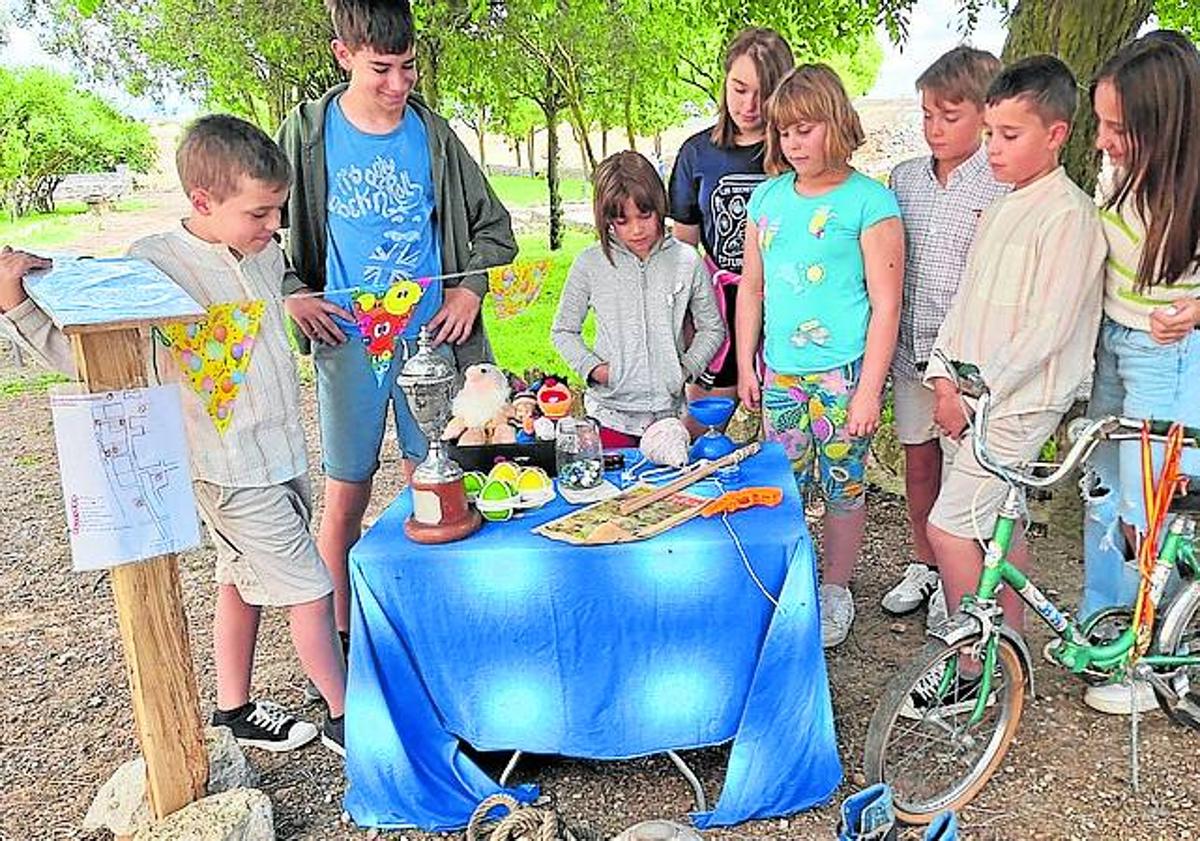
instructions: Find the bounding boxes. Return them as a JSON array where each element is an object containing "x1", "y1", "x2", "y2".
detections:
[{"x1": 50, "y1": 384, "x2": 201, "y2": 570}]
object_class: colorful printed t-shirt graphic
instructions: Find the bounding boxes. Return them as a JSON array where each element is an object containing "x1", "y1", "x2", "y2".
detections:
[
  {"x1": 668, "y1": 133, "x2": 766, "y2": 274},
  {"x1": 159, "y1": 300, "x2": 265, "y2": 434},
  {"x1": 747, "y1": 170, "x2": 899, "y2": 374},
  {"x1": 324, "y1": 97, "x2": 443, "y2": 339}
]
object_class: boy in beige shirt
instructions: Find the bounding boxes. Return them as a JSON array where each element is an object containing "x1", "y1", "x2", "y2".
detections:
[
  {"x1": 0, "y1": 116, "x2": 347, "y2": 756},
  {"x1": 922, "y1": 55, "x2": 1106, "y2": 646}
]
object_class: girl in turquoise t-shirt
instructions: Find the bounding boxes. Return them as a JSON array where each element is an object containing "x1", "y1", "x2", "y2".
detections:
[{"x1": 736, "y1": 64, "x2": 904, "y2": 649}]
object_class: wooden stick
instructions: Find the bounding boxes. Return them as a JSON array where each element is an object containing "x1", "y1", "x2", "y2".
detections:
[
  {"x1": 71, "y1": 329, "x2": 207, "y2": 819},
  {"x1": 618, "y1": 442, "x2": 761, "y2": 515}
]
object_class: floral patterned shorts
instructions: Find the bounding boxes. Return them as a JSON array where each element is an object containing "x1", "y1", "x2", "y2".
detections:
[{"x1": 761, "y1": 360, "x2": 872, "y2": 511}]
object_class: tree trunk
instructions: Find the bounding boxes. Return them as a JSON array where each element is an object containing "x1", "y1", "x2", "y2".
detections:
[
  {"x1": 571, "y1": 121, "x2": 592, "y2": 181},
  {"x1": 600, "y1": 128, "x2": 608, "y2": 159},
  {"x1": 1002, "y1": 0, "x2": 1153, "y2": 194},
  {"x1": 545, "y1": 100, "x2": 563, "y2": 251},
  {"x1": 527, "y1": 127, "x2": 536, "y2": 178},
  {"x1": 418, "y1": 45, "x2": 441, "y2": 113},
  {"x1": 514, "y1": 138, "x2": 522, "y2": 170},
  {"x1": 654, "y1": 132, "x2": 663, "y2": 157},
  {"x1": 624, "y1": 83, "x2": 637, "y2": 150},
  {"x1": 564, "y1": 99, "x2": 597, "y2": 176},
  {"x1": 476, "y1": 123, "x2": 487, "y2": 172}
]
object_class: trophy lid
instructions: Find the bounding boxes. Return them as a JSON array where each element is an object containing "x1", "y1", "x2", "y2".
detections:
[{"x1": 396, "y1": 326, "x2": 455, "y2": 390}]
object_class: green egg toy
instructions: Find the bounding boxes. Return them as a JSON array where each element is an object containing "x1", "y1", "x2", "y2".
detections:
[
  {"x1": 477, "y1": 478, "x2": 517, "y2": 522},
  {"x1": 462, "y1": 470, "x2": 486, "y2": 501}
]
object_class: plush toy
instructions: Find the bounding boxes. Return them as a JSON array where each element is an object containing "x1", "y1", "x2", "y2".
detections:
[
  {"x1": 537, "y1": 379, "x2": 573, "y2": 419},
  {"x1": 443, "y1": 363, "x2": 514, "y2": 446}
]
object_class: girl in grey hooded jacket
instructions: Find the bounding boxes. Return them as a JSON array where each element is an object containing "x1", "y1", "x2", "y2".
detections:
[{"x1": 552, "y1": 151, "x2": 725, "y2": 444}]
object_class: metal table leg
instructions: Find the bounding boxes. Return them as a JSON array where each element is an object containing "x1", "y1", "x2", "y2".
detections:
[
  {"x1": 498, "y1": 750, "x2": 523, "y2": 787},
  {"x1": 665, "y1": 750, "x2": 707, "y2": 812}
]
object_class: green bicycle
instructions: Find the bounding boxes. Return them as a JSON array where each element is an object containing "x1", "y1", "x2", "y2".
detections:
[{"x1": 863, "y1": 355, "x2": 1200, "y2": 824}]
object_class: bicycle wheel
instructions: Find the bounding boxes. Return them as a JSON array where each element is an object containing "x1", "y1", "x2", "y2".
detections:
[
  {"x1": 864, "y1": 635, "x2": 1026, "y2": 824},
  {"x1": 1152, "y1": 580, "x2": 1200, "y2": 729}
]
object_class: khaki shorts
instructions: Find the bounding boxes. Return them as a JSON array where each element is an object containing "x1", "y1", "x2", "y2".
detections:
[
  {"x1": 892, "y1": 376, "x2": 938, "y2": 446},
  {"x1": 194, "y1": 476, "x2": 332, "y2": 607},
  {"x1": 928, "y1": 410, "x2": 1061, "y2": 540}
]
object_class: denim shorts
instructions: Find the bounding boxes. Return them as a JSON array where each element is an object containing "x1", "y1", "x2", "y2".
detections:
[{"x1": 313, "y1": 336, "x2": 453, "y2": 482}]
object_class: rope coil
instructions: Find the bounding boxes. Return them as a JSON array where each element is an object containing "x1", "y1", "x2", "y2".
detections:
[{"x1": 466, "y1": 794, "x2": 581, "y2": 841}]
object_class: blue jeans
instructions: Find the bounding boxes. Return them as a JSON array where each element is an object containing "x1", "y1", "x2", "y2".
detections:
[
  {"x1": 313, "y1": 336, "x2": 453, "y2": 482},
  {"x1": 1080, "y1": 316, "x2": 1200, "y2": 618}
]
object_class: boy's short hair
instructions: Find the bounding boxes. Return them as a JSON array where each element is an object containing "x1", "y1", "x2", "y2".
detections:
[
  {"x1": 326, "y1": 0, "x2": 414, "y2": 54},
  {"x1": 917, "y1": 46, "x2": 1002, "y2": 106},
  {"x1": 176, "y1": 115, "x2": 292, "y2": 201},
  {"x1": 592, "y1": 151, "x2": 667, "y2": 265},
  {"x1": 764, "y1": 64, "x2": 864, "y2": 176},
  {"x1": 986, "y1": 54, "x2": 1078, "y2": 125}
]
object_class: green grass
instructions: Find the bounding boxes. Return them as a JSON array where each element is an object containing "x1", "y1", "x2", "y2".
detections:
[
  {"x1": 483, "y1": 229, "x2": 595, "y2": 383},
  {"x1": 486, "y1": 174, "x2": 591, "y2": 208},
  {"x1": 0, "y1": 370, "x2": 68, "y2": 397},
  {"x1": 0, "y1": 198, "x2": 152, "y2": 251}
]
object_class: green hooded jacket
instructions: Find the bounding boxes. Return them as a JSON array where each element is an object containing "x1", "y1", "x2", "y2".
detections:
[{"x1": 276, "y1": 83, "x2": 517, "y2": 368}]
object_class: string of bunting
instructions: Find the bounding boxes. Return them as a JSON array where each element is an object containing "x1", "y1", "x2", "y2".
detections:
[
  {"x1": 156, "y1": 300, "x2": 266, "y2": 434},
  {"x1": 292, "y1": 259, "x2": 552, "y2": 386},
  {"x1": 153, "y1": 260, "x2": 552, "y2": 419}
]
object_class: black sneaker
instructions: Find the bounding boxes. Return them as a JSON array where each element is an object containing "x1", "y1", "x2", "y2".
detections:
[
  {"x1": 321, "y1": 714, "x2": 345, "y2": 757},
  {"x1": 899, "y1": 667, "x2": 996, "y2": 720},
  {"x1": 213, "y1": 699, "x2": 318, "y2": 752}
]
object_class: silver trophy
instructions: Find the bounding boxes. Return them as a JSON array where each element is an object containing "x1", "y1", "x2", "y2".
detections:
[{"x1": 396, "y1": 327, "x2": 481, "y2": 542}]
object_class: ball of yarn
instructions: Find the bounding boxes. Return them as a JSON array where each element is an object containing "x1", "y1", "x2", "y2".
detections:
[{"x1": 640, "y1": 418, "x2": 690, "y2": 467}]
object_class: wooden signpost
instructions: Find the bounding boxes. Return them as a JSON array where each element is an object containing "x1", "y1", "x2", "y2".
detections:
[
  {"x1": 30, "y1": 258, "x2": 211, "y2": 821},
  {"x1": 70, "y1": 327, "x2": 208, "y2": 818}
]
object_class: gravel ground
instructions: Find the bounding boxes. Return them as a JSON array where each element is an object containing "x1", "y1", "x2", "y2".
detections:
[{"x1": 2, "y1": 377, "x2": 1199, "y2": 841}]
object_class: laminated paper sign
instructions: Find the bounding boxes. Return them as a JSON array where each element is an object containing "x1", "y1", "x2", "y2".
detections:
[{"x1": 50, "y1": 384, "x2": 200, "y2": 570}]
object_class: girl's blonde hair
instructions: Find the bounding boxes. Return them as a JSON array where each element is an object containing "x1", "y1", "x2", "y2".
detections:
[
  {"x1": 710, "y1": 28, "x2": 795, "y2": 149},
  {"x1": 763, "y1": 64, "x2": 864, "y2": 176},
  {"x1": 592, "y1": 151, "x2": 667, "y2": 264}
]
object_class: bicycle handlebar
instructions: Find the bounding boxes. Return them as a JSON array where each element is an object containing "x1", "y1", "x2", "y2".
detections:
[{"x1": 928, "y1": 350, "x2": 1200, "y2": 490}]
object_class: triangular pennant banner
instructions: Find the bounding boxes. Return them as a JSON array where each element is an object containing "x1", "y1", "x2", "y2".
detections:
[
  {"x1": 351, "y1": 276, "x2": 432, "y2": 386},
  {"x1": 488, "y1": 260, "x2": 550, "y2": 320},
  {"x1": 160, "y1": 300, "x2": 265, "y2": 434}
]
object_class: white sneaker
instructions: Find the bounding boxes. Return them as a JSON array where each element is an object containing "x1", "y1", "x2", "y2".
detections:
[
  {"x1": 881, "y1": 563, "x2": 940, "y2": 615},
  {"x1": 1083, "y1": 680, "x2": 1158, "y2": 715},
  {"x1": 820, "y1": 584, "x2": 855, "y2": 648},
  {"x1": 926, "y1": 581, "x2": 949, "y2": 629}
]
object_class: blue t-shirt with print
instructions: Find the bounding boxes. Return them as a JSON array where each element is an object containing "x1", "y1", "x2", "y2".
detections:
[
  {"x1": 324, "y1": 97, "x2": 443, "y2": 337},
  {"x1": 747, "y1": 170, "x2": 900, "y2": 374}
]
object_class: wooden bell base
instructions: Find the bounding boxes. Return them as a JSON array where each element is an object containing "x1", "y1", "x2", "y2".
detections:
[{"x1": 405, "y1": 479, "x2": 483, "y2": 544}]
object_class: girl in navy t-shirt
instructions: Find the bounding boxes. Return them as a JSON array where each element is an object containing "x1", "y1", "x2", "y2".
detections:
[{"x1": 668, "y1": 28, "x2": 794, "y2": 400}]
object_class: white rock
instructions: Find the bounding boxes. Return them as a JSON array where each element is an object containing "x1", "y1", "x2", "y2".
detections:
[
  {"x1": 83, "y1": 726, "x2": 257, "y2": 836},
  {"x1": 134, "y1": 788, "x2": 273, "y2": 841}
]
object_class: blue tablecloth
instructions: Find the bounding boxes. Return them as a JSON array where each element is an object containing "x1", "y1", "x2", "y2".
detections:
[{"x1": 344, "y1": 443, "x2": 841, "y2": 830}]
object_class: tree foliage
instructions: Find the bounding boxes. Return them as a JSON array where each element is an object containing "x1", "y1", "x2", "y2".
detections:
[
  {"x1": 20, "y1": 0, "x2": 339, "y2": 129},
  {"x1": 0, "y1": 67, "x2": 155, "y2": 216}
]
